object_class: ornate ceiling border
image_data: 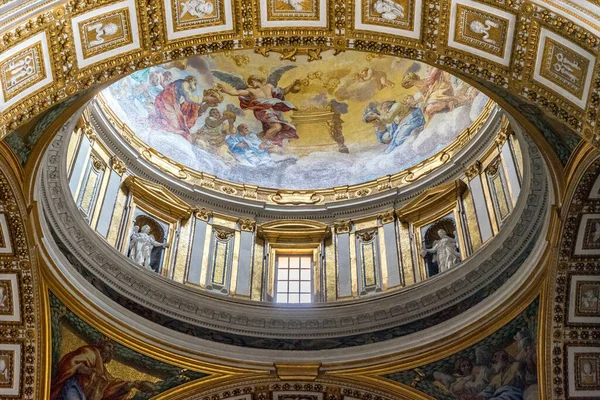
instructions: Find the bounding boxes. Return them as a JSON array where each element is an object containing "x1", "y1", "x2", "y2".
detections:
[{"x1": 0, "y1": 0, "x2": 598, "y2": 155}]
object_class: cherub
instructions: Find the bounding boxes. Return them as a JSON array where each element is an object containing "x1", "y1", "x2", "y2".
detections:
[{"x1": 212, "y1": 66, "x2": 302, "y2": 146}]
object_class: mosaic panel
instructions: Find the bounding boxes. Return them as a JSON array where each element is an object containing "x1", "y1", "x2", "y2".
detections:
[{"x1": 49, "y1": 293, "x2": 209, "y2": 399}]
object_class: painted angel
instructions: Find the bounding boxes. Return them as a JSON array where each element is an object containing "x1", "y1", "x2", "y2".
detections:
[{"x1": 212, "y1": 66, "x2": 302, "y2": 146}]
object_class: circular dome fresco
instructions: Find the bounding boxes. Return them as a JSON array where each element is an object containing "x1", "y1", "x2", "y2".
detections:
[{"x1": 101, "y1": 50, "x2": 492, "y2": 189}]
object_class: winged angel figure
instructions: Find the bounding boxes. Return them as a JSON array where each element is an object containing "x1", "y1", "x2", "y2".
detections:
[{"x1": 213, "y1": 65, "x2": 302, "y2": 146}]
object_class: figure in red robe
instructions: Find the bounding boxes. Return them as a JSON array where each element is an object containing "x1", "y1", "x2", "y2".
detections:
[
  {"x1": 50, "y1": 340, "x2": 156, "y2": 400},
  {"x1": 212, "y1": 66, "x2": 302, "y2": 147},
  {"x1": 153, "y1": 75, "x2": 222, "y2": 141}
]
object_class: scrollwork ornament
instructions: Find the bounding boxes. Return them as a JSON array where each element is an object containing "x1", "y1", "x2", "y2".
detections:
[
  {"x1": 238, "y1": 218, "x2": 256, "y2": 232},
  {"x1": 110, "y1": 156, "x2": 127, "y2": 175},
  {"x1": 194, "y1": 207, "x2": 213, "y2": 222},
  {"x1": 379, "y1": 210, "x2": 395, "y2": 225},
  {"x1": 333, "y1": 220, "x2": 352, "y2": 234},
  {"x1": 465, "y1": 161, "x2": 482, "y2": 180}
]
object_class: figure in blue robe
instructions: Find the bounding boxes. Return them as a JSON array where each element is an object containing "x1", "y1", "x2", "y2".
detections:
[{"x1": 226, "y1": 124, "x2": 271, "y2": 166}]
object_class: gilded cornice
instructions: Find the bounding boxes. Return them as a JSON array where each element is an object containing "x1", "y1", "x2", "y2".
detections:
[{"x1": 122, "y1": 175, "x2": 193, "y2": 220}]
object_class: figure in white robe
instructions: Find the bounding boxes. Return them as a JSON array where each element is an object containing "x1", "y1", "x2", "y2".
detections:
[
  {"x1": 420, "y1": 229, "x2": 461, "y2": 273},
  {"x1": 128, "y1": 225, "x2": 168, "y2": 270}
]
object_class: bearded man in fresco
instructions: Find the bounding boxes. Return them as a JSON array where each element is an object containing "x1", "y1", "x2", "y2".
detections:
[
  {"x1": 50, "y1": 339, "x2": 156, "y2": 400},
  {"x1": 153, "y1": 75, "x2": 223, "y2": 141}
]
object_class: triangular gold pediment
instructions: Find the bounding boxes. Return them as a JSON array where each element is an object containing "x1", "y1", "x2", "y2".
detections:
[
  {"x1": 396, "y1": 180, "x2": 467, "y2": 223},
  {"x1": 123, "y1": 176, "x2": 192, "y2": 220}
]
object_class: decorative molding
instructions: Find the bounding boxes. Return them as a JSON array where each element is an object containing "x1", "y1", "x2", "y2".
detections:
[
  {"x1": 194, "y1": 207, "x2": 213, "y2": 222},
  {"x1": 332, "y1": 220, "x2": 352, "y2": 234},
  {"x1": 465, "y1": 160, "x2": 482, "y2": 180},
  {"x1": 396, "y1": 180, "x2": 467, "y2": 223},
  {"x1": 258, "y1": 220, "x2": 330, "y2": 242},
  {"x1": 109, "y1": 155, "x2": 127, "y2": 175},
  {"x1": 378, "y1": 209, "x2": 395, "y2": 225},
  {"x1": 237, "y1": 218, "x2": 256, "y2": 232},
  {"x1": 122, "y1": 175, "x2": 193, "y2": 220}
]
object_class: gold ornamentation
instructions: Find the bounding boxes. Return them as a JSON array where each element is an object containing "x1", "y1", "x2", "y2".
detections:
[
  {"x1": 486, "y1": 157, "x2": 502, "y2": 176},
  {"x1": 465, "y1": 161, "x2": 482, "y2": 180},
  {"x1": 355, "y1": 188, "x2": 371, "y2": 197},
  {"x1": 123, "y1": 175, "x2": 193, "y2": 219},
  {"x1": 495, "y1": 130, "x2": 508, "y2": 147},
  {"x1": 194, "y1": 207, "x2": 213, "y2": 221},
  {"x1": 269, "y1": 191, "x2": 323, "y2": 205},
  {"x1": 221, "y1": 185, "x2": 237, "y2": 194},
  {"x1": 90, "y1": 154, "x2": 106, "y2": 170},
  {"x1": 357, "y1": 229, "x2": 375, "y2": 242},
  {"x1": 214, "y1": 228, "x2": 233, "y2": 240},
  {"x1": 237, "y1": 218, "x2": 255, "y2": 232},
  {"x1": 0, "y1": 41, "x2": 46, "y2": 101},
  {"x1": 255, "y1": 46, "x2": 331, "y2": 62},
  {"x1": 379, "y1": 209, "x2": 395, "y2": 224},
  {"x1": 109, "y1": 155, "x2": 127, "y2": 174},
  {"x1": 333, "y1": 220, "x2": 352, "y2": 234}
]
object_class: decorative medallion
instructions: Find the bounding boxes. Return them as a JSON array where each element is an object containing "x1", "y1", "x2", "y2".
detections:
[
  {"x1": 568, "y1": 275, "x2": 600, "y2": 324},
  {"x1": 0, "y1": 32, "x2": 53, "y2": 109},
  {"x1": 533, "y1": 28, "x2": 595, "y2": 109},
  {"x1": 71, "y1": 0, "x2": 140, "y2": 68}
]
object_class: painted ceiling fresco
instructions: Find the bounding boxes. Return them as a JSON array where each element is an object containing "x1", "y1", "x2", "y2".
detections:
[{"x1": 102, "y1": 50, "x2": 491, "y2": 189}]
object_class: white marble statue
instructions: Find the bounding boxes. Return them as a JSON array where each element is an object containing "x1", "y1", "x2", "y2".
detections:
[
  {"x1": 128, "y1": 225, "x2": 168, "y2": 270},
  {"x1": 420, "y1": 229, "x2": 461, "y2": 273}
]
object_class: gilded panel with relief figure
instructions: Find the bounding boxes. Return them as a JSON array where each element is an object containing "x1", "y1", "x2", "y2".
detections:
[
  {"x1": 170, "y1": 0, "x2": 226, "y2": 31},
  {"x1": 0, "y1": 274, "x2": 19, "y2": 322},
  {"x1": 266, "y1": 0, "x2": 320, "y2": 21},
  {"x1": 71, "y1": 1, "x2": 140, "y2": 69},
  {"x1": 77, "y1": 8, "x2": 133, "y2": 60},
  {"x1": 0, "y1": 344, "x2": 20, "y2": 397},
  {"x1": 361, "y1": 0, "x2": 413, "y2": 30},
  {"x1": 575, "y1": 281, "x2": 600, "y2": 318},
  {"x1": 0, "y1": 32, "x2": 53, "y2": 109},
  {"x1": 539, "y1": 38, "x2": 590, "y2": 101},
  {"x1": 453, "y1": 5, "x2": 509, "y2": 60},
  {"x1": 0, "y1": 42, "x2": 46, "y2": 102},
  {"x1": 533, "y1": 28, "x2": 595, "y2": 109},
  {"x1": 567, "y1": 346, "x2": 600, "y2": 397}
]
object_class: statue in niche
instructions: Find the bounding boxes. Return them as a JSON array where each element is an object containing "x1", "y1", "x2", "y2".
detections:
[
  {"x1": 128, "y1": 225, "x2": 169, "y2": 270},
  {"x1": 420, "y1": 229, "x2": 461, "y2": 273}
]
